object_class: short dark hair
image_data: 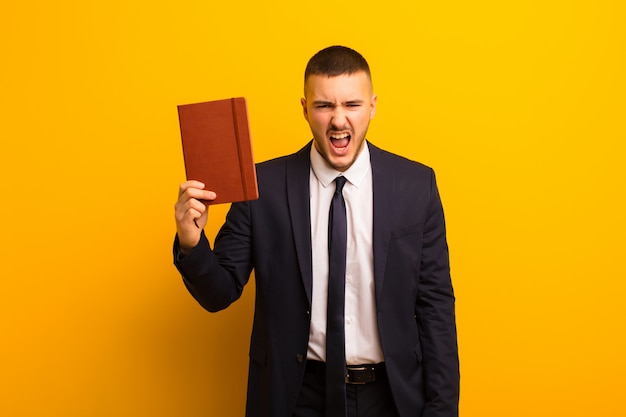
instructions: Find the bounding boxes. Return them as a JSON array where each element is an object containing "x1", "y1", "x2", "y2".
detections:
[{"x1": 304, "y1": 45, "x2": 371, "y2": 82}]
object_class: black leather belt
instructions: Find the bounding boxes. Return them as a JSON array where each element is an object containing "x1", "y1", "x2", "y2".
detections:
[{"x1": 305, "y1": 360, "x2": 386, "y2": 384}]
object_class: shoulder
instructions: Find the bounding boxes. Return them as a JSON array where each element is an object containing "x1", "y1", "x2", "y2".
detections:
[{"x1": 250, "y1": 142, "x2": 312, "y2": 201}]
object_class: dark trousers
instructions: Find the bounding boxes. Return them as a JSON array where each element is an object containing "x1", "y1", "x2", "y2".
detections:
[{"x1": 293, "y1": 361, "x2": 399, "y2": 417}]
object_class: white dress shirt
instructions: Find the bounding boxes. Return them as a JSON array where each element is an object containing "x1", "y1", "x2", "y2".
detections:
[{"x1": 307, "y1": 142, "x2": 384, "y2": 365}]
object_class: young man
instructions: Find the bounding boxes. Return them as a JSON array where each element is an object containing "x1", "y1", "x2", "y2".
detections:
[{"x1": 174, "y1": 45, "x2": 459, "y2": 417}]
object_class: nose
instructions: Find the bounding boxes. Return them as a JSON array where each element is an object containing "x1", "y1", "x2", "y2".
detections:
[{"x1": 331, "y1": 106, "x2": 348, "y2": 130}]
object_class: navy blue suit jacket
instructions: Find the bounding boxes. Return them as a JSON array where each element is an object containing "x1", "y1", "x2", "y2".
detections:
[{"x1": 175, "y1": 141, "x2": 459, "y2": 417}]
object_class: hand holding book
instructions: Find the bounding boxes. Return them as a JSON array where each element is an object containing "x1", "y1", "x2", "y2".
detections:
[{"x1": 174, "y1": 180, "x2": 216, "y2": 254}]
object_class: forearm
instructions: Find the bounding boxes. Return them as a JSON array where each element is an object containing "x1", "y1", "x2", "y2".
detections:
[
  {"x1": 174, "y1": 230, "x2": 250, "y2": 312},
  {"x1": 417, "y1": 295, "x2": 459, "y2": 417}
]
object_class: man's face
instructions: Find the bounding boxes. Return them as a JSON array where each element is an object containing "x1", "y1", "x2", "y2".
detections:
[{"x1": 301, "y1": 72, "x2": 377, "y2": 172}]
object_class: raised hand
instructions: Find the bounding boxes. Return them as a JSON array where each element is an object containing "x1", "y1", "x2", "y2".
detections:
[{"x1": 174, "y1": 180, "x2": 216, "y2": 254}]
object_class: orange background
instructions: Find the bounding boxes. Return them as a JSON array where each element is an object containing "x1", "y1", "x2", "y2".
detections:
[{"x1": 1, "y1": 1, "x2": 625, "y2": 416}]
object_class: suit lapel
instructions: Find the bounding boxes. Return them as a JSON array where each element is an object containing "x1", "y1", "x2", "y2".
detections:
[
  {"x1": 285, "y1": 141, "x2": 393, "y2": 307},
  {"x1": 369, "y1": 143, "x2": 394, "y2": 303},
  {"x1": 287, "y1": 142, "x2": 314, "y2": 307}
]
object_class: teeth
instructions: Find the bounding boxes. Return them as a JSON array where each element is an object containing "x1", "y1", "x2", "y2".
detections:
[{"x1": 330, "y1": 133, "x2": 350, "y2": 139}]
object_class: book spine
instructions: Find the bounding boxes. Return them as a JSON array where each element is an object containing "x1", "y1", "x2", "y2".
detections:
[
  {"x1": 231, "y1": 97, "x2": 258, "y2": 200},
  {"x1": 231, "y1": 98, "x2": 248, "y2": 198}
]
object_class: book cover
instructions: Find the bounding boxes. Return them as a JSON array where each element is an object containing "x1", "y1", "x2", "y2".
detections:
[{"x1": 177, "y1": 97, "x2": 259, "y2": 205}]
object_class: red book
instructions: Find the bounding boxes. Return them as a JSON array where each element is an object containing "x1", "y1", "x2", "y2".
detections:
[{"x1": 178, "y1": 97, "x2": 259, "y2": 205}]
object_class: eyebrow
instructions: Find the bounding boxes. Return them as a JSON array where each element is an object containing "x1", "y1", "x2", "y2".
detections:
[{"x1": 312, "y1": 100, "x2": 365, "y2": 106}]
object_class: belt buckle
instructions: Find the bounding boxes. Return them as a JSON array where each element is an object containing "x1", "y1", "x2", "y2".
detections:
[{"x1": 345, "y1": 365, "x2": 375, "y2": 385}]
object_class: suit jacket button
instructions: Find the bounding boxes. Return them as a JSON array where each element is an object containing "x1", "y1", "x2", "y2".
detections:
[{"x1": 296, "y1": 354, "x2": 304, "y2": 363}]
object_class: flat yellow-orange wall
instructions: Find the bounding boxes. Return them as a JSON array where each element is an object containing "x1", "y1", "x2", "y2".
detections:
[{"x1": 1, "y1": 1, "x2": 625, "y2": 416}]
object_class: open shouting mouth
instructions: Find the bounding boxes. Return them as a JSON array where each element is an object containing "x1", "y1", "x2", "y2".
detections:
[{"x1": 329, "y1": 131, "x2": 351, "y2": 152}]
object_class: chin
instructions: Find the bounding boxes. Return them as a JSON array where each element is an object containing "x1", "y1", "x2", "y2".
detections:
[{"x1": 328, "y1": 155, "x2": 355, "y2": 172}]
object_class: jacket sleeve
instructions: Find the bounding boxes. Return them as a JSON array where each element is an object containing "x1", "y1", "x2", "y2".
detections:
[
  {"x1": 173, "y1": 200, "x2": 254, "y2": 312},
  {"x1": 416, "y1": 169, "x2": 460, "y2": 417}
]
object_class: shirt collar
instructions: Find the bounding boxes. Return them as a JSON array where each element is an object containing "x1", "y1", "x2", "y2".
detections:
[{"x1": 310, "y1": 140, "x2": 371, "y2": 189}]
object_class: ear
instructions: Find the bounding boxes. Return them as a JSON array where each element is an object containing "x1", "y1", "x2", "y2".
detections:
[
  {"x1": 370, "y1": 94, "x2": 378, "y2": 120},
  {"x1": 301, "y1": 97, "x2": 309, "y2": 120}
]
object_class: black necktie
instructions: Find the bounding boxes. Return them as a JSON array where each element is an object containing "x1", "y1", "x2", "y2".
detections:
[{"x1": 326, "y1": 176, "x2": 348, "y2": 417}]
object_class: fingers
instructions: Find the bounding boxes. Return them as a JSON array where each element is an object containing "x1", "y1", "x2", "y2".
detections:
[
  {"x1": 176, "y1": 184, "x2": 214, "y2": 220},
  {"x1": 175, "y1": 181, "x2": 217, "y2": 251},
  {"x1": 175, "y1": 196, "x2": 206, "y2": 224},
  {"x1": 178, "y1": 180, "x2": 216, "y2": 201}
]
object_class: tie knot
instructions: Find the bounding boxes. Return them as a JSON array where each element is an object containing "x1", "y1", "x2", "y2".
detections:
[{"x1": 334, "y1": 176, "x2": 347, "y2": 193}]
